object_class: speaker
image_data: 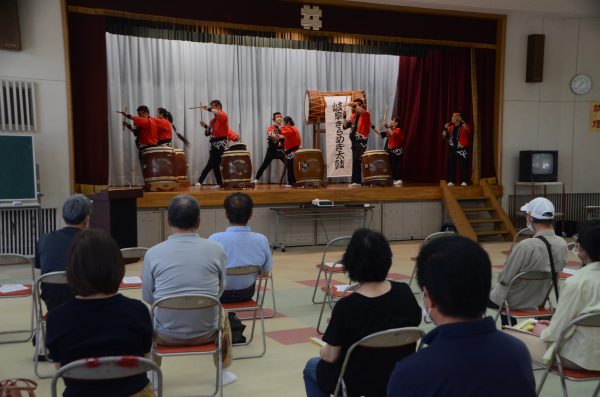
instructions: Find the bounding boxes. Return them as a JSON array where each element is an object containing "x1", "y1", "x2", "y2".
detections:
[
  {"x1": 0, "y1": 0, "x2": 21, "y2": 51},
  {"x1": 526, "y1": 34, "x2": 544, "y2": 83}
]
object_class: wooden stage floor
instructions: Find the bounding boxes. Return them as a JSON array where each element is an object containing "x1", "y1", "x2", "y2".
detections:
[{"x1": 136, "y1": 182, "x2": 504, "y2": 208}]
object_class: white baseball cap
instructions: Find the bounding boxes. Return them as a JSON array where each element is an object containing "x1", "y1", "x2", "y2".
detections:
[{"x1": 520, "y1": 197, "x2": 555, "y2": 220}]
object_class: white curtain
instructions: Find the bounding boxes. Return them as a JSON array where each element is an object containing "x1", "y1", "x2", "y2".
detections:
[{"x1": 106, "y1": 33, "x2": 400, "y2": 185}]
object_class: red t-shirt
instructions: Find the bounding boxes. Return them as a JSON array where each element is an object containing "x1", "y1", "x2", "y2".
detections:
[
  {"x1": 280, "y1": 125, "x2": 301, "y2": 151},
  {"x1": 132, "y1": 116, "x2": 158, "y2": 146},
  {"x1": 153, "y1": 118, "x2": 172, "y2": 142},
  {"x1": 349, "y1": 110, "x2": 371, "y2": 138},
  {"x1": 209, "y1": 110, "x2": 229, "y2": 138},
  {"x1": 227, "y1": 129, "x2": 240, "y2": 142},
  {"x1": 387, "y1": 127, "x2": 404, "y2": 149},
  {"x1": 267, "y1": 125, "x2": 284, "y2": 148}
]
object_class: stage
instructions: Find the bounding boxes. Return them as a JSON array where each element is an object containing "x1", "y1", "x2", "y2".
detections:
[{"x1": 136, "y1": 182, "x2": 504, "y2": 209}]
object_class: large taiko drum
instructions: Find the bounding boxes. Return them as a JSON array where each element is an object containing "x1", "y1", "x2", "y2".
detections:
[
  {"x1": 293, "y1": 149, "x2": 324, "y2": 184},
  {"x1": 142, "y1": 146, "x2": 178, "y2": 191},
  {"x1": 221, "y1": 150, "x2": 253, "y2": 188},
  {"x1": 228, "y1": 142, "x2": 247, "y2": 151},
  {"x1": 173, "y1": 149, "x2": 189, "y2": 188},
  {"x1": 304, "y1": 90, "x2": 367, "y2": 124},
  {"x1": 361, "y1": 150, "x2": 391, "y2": 185}
]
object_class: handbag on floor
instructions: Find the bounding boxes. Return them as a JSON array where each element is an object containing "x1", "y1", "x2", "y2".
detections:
[
  {"x1": 228, "y1": 312, "x2": 247, "y2": 344},
  {"x1": 0, "y1": 378, "x2": 37, "y2": 397}
]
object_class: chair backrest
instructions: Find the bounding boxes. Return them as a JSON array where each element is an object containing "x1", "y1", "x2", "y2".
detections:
[
  {"x1": 550, "y1": 312, "x2": 600, "y2": 371},
  {"x1": 50, "y1": 355, "x2": 162, "y2": 397},
  {"x1": 0, "y1": 253, "x2": 32, "y2": 265},
  {"x1": 226, "y1": 265, "x2": 261, "y2": 276},
  {"x1": 503, "y1": 270, "x2": 555, "y2": 310},
  {"x1": 334, "y1": 327, "x2": 424, "y2": 396},
  {"x1": 120, "y1": 247, "x2": 148, "y2": 264},
  {"x1": 422, "y1": 231, "x2": 455, "y2": 245},
  {"x1": 152, "y1": 294, "x2": 220, "y2": 311},
  {"x1": 321, "y1": 236, "x2": 352, "y2": 266},
  {"x1": 37, "y1": 271, "x2": 68, "y2": 286}
]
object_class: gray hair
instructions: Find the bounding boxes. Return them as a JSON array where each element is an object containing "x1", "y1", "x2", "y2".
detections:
[
  {"x1": 167, "y1": 195, "x2": 201, "y2": 230},
  {"x1": 62, "y1": 194, "x2": 93, "y2": 225}
]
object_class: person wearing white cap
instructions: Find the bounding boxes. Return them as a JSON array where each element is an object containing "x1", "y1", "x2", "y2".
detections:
[{"x1": 488, "y1": 197, "x2": 568, "y2": 325}]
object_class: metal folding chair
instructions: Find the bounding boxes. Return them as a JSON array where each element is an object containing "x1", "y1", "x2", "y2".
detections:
[
  {"x1": 492, "y1": 270, "x2": 556, "y2": 325},
  {"x1": 311, "y1": 236, "x2": 352, "y2": 305},
  {"x1": 408, "y1": 231, "x2": 455, "y2": 288},
  {"x1": 257, "y1": 272, "x2": 276, "y2": 318},
  {"x1": 33, "y1": 271, "x2": 68, "y2": 379},
  {"x1": 151, "y1": 294, "x2": 223, "y2": 397},
  {"x1": 536, "y1": 311, "x2": 600, "y2": 397},
  {"x1": 223, "y1": 265, "x2": 267, "y2": 359},
  {"x1": 333, "y1": 327, "x2": 425, "y2": 397},
  {"x1": 51, "y1": 355, "x2": 162, "y2": 397},
  {"x1": 119, "y1": 247, "x2": 148, "y2": 289},
  {"x1": 0, "y1": 254, "x2": 35, "y2": 343}
]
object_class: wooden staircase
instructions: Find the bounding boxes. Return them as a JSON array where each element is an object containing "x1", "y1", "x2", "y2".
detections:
[{"x1": 441, "y1": 180, "x2": 516, "y2": 242}]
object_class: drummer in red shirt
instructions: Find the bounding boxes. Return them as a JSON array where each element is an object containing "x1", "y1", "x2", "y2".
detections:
[
  {"x1": 118, "y1": 105, "x2": 158, "y2": 166},
  {"x1": 196, "y1": 100, "x2": 229, "y2": 188},
  {"x1": 343, "y1": 98, "x2": 371, "y2": 187},
  {"x1": 154, "y1": 107, "x2": 174, "y2": 146},
  {"x1": 279, "y1": 116, "x2": 302, "y2": 187},
  {"x1": 376, "y1": 116, "x2": 405, "y2": 186}
]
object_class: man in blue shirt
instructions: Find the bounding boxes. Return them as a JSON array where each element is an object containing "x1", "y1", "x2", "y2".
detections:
[
  {"x1": 387, "y1": 235, "x2": 535, "y2": 397},
  {"x1": 35, "y1": 194, "x2": 92, "y2": 310},
  {"x1": 209, "y1": 193, "x2": 272, "y2": 303}
]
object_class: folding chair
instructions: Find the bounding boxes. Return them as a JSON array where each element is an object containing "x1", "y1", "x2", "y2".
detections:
[
  {"x1": 257, "y1": 272, "x2": 276, "y2": 318},
  {"x1": 316, "y1": 282, "x2": 358, "y2": 335},
  {"x1": 408, "y1": 231, "x2": 455, "y2": 288},
  {"x1": 151, "y1": 294, "x2": 223, "y2": 397},
  {"x1": 311, "y1": 236, "x2": 352, "y2": 305},
  {"x1": 119, "y1": 247, "x2": 148, "y2": 289},
  {"x1": 536, "y1": 311, "x2": 600, "y2": 397},
  {"x1": 333, "y1": 327, "x2": 425, "y2": 397},
  {"x1": 0, "y1": 254, "x2": 35, "y2": 343},
  {"x1": 51, "y1": 355, "x2": 163, "y2": 397},
  {"x1": 34, "y1": 271, "x2": 68, "y2": 379},
  {"x1": 222, "y1": 265, "x2": 267, "y2": 359},
  {"x1": 492, "y1": 270, "x2": 556, "y2": 325}
]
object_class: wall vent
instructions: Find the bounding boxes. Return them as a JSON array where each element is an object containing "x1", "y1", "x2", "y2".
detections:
[
  {"x1": 0, "y1": 79, "x2": 37, "y2": 132},
  {"x1": 0, "y1": 208, "x2": 57, "y2": 256}
]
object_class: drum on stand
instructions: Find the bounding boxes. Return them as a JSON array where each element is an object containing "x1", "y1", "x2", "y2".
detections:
[
  {"x1": 173, "y1": 149, "x2": 189, "y2": 188},
  {"x1": 361, "y1": 150, "x2": 391, "y2": 187},
  {"x1": 293, "y1": 149, "x2": 325, "y2": 188},
  {"x1": 220, "y1": 150, "x2": 254, "y2": 189},
  {"x1": 227, "y1": 142, "x2": 247, "y2": 151},
  {"x1": 142, "y1": 146, "x2": 178, "y2": 192}
]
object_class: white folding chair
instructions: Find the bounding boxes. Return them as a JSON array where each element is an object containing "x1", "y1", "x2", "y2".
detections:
[
  {"x1": 33, "y1": 271, "x2": 67, "y2": 379},
  {"x1": 311, "y1": 236, "x2": 351, "y2": 304},
  {"x1": 492, "y1": 270, "x2": 556, "y2": 325},
  {"x1": 536, "y1": 311, "x2": 600, "y2": 397},
  {"x1": 408, "y1": 231, "x2": 456, "y2": 288},
  {"x1": 333, "y1": 327, "x2": 425, "y2": 397},
  {"x1": 151, "y1": 294, "x2": 223, "y2": 397},
  {"x1": 50, "y1": 355, "x2": 162, "y2": 397},
  {"x1": 0, "y1": 254, "x2": 35, "y2": 343},
  {"x1": 119, "y1": 247, "x2": 148, "y2": 289},
  {"x1": 223, "y1": 265, "x2": 267, "y2": 359}
]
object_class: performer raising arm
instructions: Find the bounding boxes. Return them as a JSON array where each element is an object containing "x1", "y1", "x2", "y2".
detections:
[
  {"x1": 279, "y1": 116, "x2": 302, "y2": 187},
  {"x1": 375, "y1": 116, "x2": 405, "y2": 186},
  {"x1": 442, "y1": 111, "x2": 471, "y2": 186},
  {"x1": 344, "y1": 98, "x2": 371, "y2": 187},
  {"x1": 196, "y1": 100, "x2": 229, "y2": 188},
  {"x1": 254, "y1": 112, "x2": 285, "y2": 183},
  {"x1": 155, "y1": 107, "x2": 190, "y2": 147},
  {"x1": 117, "y1": 105, "x2": 158, "y2": 167}
]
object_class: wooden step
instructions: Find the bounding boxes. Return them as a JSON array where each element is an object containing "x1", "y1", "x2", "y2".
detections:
[
  {"x1": 468, "y1": 218, "x2": 503, "y2": 224},
  {"x1": 457, "y1": 196, "x2": 489, "y2": 201},
  {"x1": 475, "y1": 229, "x2": 510, "y2": 236},
  {"x1": 462, "y1": 207, "x2": 496, "y2": 212}
]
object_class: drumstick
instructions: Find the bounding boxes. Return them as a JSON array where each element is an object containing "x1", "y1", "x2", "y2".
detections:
[
  {"x1": 188, "y1": 104, "x2": 205, "y2": 109},
  {"x1": 380, "y1": 105, "x2": 389, "y2": 139},
  {"x1": 121, "y1": 105, "x2": 128, "y2": 132}
]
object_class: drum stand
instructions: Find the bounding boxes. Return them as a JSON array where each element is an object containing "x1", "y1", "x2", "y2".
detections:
[
  {"x1": 144, "y1": 180, "x2": 179, "y2": 192},
  {"x1": 222, "y1": 181, "x2": 256, "y2": 190},
  {"x1": 293, "y1": 180, "x2": 327, "y2": 189},
  {"x1": 363, "y1": 178, "x2": 392, "y2": 187}
]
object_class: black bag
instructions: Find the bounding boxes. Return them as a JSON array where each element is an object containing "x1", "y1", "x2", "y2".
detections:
[{"x1": 228, "y1": 312, "x2": 247, "y2": 344}]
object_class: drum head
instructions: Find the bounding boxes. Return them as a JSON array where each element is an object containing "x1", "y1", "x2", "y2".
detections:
[{"x1": 304, "y1": 91, "x2": 310, "y2": 124}]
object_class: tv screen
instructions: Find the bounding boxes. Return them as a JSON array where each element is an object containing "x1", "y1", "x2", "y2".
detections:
[
  {"x1": 519, "y1": 150, "x2": 558, "y2": 182},
  {"x1": 531, "y1": 153, "x2": 554, "y2": 175}
]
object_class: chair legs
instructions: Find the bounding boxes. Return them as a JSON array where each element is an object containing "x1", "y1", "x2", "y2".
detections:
[
  {"x1": 0, "y1": 295, "x2": 34, "y2": 344},
  {"x1": 230, "y1": 306, "x2": 266, "y2": 360},
  {"x1": 259, "y1": 276, "x2": 277, "y2": 319}
]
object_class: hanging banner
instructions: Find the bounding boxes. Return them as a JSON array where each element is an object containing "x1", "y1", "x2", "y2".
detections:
[
  {"x1": 325, "y1": 95, "x2": 352, "y2": 177},
  {"x1": 590, "y1": 102, "x2": 600, "y2": 132}
]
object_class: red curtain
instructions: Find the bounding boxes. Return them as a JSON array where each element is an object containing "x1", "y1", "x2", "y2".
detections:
[{"x1": 397, "y1": 47, "x2": 499, "y2": 183}]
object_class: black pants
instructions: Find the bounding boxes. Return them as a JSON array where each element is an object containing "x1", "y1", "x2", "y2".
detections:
[
  {"x1": 255, "y1": 147, "x2": 284, "y2": 180},
  {"x1": 447, "y1": 148, "x2": 469, "y2": 184},
  {"x1": 390, "y1": 152, "x2": 402, "y2": 181},
  {"x1": 198, "y1": 146, "x2": 226, "y2": 185},
  {"x1": 487, "y1": 299, "x2": 516, "y2": 326},
  {"x1": 351, "y1": 143, "x2": 366, "y2": 184},
  {"x1": 286, "y1": 155, "x2": 296, "y2": 185}
]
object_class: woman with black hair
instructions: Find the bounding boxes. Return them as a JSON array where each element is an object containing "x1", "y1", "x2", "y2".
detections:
[
  {"x1": 303, "y1": 228, "x2": 421, "y2": 397},
  {"x1": 155, "y1": 107, "x2": 190, "y2": 147}
]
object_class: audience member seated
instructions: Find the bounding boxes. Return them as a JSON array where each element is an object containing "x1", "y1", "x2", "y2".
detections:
[
  {"x1": 46, "y1": 229, "x2": 154, "y2": 397},
  {"x1": 35, "y1": 194, "x2": 92, "y2": 311},
  {"x1": 209, "y1": 193, "x2": 272, "y2": 303},
  {"x1": 303, "y1": 228, "x2": 421, "y2": 397},
  {"x1": 488, "y1": 197, "x2": 567, "y2": 325},
  {"x1": 142, "y1": 195, "x2": 235, "y2": 385},
  {"x1": 506, "y1": 220, "x2": 600, "y2": 371},
  {"x1": 387, "y1": 235, "x2": 536, "y2": 397}
]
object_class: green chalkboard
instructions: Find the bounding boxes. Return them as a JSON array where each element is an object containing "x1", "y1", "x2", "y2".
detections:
[{"x1": 0, "y1": 135, "x2": 37, "y2": 201}]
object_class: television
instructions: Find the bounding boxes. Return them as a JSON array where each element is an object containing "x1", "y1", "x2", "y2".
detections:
[{"x1": 519, "y1": 150, "x2": 558, "y2": 182}]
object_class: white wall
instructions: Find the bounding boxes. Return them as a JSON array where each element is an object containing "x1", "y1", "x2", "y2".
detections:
[
  {"x1": 0, "y1": 0, "x2": 69, "y2": 213},
  {"x1": 502, "y1": 15, "x2": 600, "y2": 194}
]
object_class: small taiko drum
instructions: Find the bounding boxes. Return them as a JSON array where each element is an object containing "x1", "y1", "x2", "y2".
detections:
[
  {"x1": 221, "y1": 150, "x2": 253, "y2": 188},
  {"x1": 293, "y1": 149, "x2": 324, "y2": 186},
  {"x1": 361, "y1": 150, "x2": 391, "y2": 186},
  {"x1": 228, "y1": 142, "x2": 247, "y2": 151},
  {"x1": 304, "y1": 90, "x2": 367, "y2": 124},
  {"x1": 173, "y1": 149, "x2": 189, "y2": 188},
  {"x1": 142, "y1": 146, "x2": 178, "y2": 191}
]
